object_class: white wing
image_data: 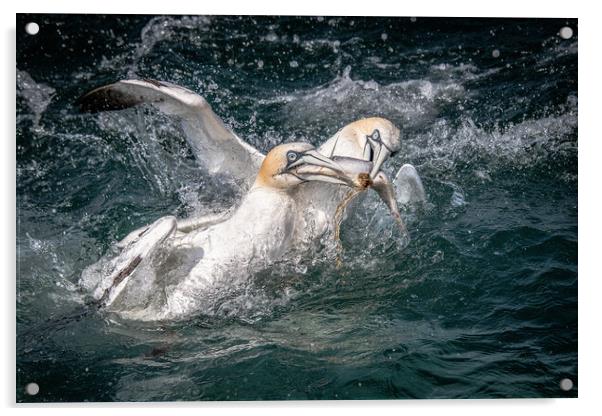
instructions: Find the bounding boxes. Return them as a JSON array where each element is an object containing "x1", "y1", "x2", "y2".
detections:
[
  {"x1": 393, "y1": 164, "x2": 427, "y2": 205},
  {"x1": 77, "y1": 79, "x2": 265, "y2": 185}
]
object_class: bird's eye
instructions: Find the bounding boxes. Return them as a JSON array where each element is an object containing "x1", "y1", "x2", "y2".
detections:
[
  {"x1": 372, "y1": 129, "x2": 381, "y2": 141},
  {"x1": 287, "y1": 151, "x2": 298, "y2": 162}
]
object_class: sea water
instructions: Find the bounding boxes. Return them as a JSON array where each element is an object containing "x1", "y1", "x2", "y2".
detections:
[{"x1": 16, "y1": 15, "x2": 577, "y2": 401}]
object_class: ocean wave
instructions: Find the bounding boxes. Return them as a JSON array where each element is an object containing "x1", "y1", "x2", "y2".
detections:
[
  {"x1": 407, "y1": 109, "x2": 577, "y2": 179},
  {"x1": 263, "y1": 65, "x2": 467, "y2": 130}
]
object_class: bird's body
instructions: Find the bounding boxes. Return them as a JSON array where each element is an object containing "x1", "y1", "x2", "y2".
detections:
[
  {"x1": 80, "y1": 142, "x2": 370, "y2": 320},
  {"x1": 76, "y1": 79, "x2": 426, "y2": 321},
  {"x1": 154, "y1": 187, "x2": 296, "y2": 320}
]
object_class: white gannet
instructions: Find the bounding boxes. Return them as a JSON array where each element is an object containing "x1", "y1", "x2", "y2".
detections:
[
  {"x1": 318, "y1": 117, "x2": 425, "y2": 201},
  {"x1": 77, "y1": 79, "x2": 425, "y2": 235},
  {"x1": 295, "y1": 117, "x2": 426, "y2": 237},
  {"x1": 76, "y1": 79, "x2": 426, "y2": 319},
  {"x1": 79, "y1": 142, "x2": 371, "y2": 320}
]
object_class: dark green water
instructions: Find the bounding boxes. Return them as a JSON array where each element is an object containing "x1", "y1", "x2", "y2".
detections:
[{"x1": 16, "y1": 15, "x2": 577, "y2": 401}]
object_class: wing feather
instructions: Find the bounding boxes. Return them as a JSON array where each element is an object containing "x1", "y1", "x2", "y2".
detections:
[{"x1": 77, "y1": 79, "x2": 265, "y2": 184}]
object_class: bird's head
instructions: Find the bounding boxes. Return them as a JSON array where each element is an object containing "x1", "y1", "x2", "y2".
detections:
[
  {"x1": 253, "y1": 142, "x2": 371, "y2": 191},
  {"x1": 338, "y1": 117, "x2": 401, "y2": 178}
]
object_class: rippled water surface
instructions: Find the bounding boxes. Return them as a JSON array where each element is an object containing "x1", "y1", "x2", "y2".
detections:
[{"x1": 16, "y1": 15, "x2": 577, "y2": 401}]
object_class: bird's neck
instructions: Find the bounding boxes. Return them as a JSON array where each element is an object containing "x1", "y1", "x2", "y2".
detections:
[
  {"x1": 224, "y1": 185, "x2": 296, "y2": 256},
  {"x1": 244, "y1": 184, "x2": 291, "y2": 208},
  {"x1": 251, "y1": 171, "x2": 284, "y2": 190}
]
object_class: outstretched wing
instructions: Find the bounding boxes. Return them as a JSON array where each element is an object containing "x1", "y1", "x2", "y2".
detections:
[
  {"x1": 393, "y1": 164, "x2": 426, "y2": 205},
  {"x1": 77, "y1": 79, "x2": 265, "y2": 185}
]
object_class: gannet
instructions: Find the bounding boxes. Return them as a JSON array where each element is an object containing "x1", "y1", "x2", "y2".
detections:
[
  {"x1": 79, "y1": 142, "x2": 371, "y2": 320},
  {"x1": 296, "y1": 117, "x2": 426, "y2": 237},
  {"x1": 76, "y1": 79, "x2": 426, "y2": 319},
  {"x1": 318, "y1": 117, "x2": 425, "y2": 201},
  {"x1": 76, "y1": 79, "x2": 425, "y2": 235}
]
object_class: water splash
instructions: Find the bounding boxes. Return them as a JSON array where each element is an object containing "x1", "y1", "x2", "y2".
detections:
[
  {"x1": 410, "y1": 111, "x2": 577, "y2": 176},
  {"x1": 16, "y1": 69, "x2": 55, "y2": 129},
  {"x1": 99, "y1": 15, "x2": 212, "y2": 77},
  {"x1": 263, "y1": 65, "x2": 466, "y2": 130}
]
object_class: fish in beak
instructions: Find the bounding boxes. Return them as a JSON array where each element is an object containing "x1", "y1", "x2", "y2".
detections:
[
  {"x1": 286, "y1": 149, "x2": 407, "y2": 234},
  {"x1": 332, "y1": 156, "x2": 406, "y2": 234},
  {"x1": 371, "y1": 171, "x2": 406, "y2": 234}
]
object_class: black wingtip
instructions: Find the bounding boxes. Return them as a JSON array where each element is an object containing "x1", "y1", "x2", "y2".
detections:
[
  {"x1": 76, "y1": 83, "x2": 145, "y2": 113},
  {"x1": 142, "y1": 78, "x2": 164, "y2": 88}
]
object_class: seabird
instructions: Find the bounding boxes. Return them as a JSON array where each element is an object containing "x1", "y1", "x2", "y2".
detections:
[
  {"x1": 76, "y1": 79, "x2": 426, "y2": 319},
  {"x1": 76, "y1": 79, "x2": 425, "y2": 234},
  {"x1": 79, "y1": 142, "x2": 371, "y2": 320},
  {"x1": 296, "y1": 117, "x2": 426, "y2": 236}
]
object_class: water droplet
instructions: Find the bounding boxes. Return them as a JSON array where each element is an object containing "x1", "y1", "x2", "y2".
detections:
[
  {"x1": 451, "y1": 190, "x2": 466, "y2": 207},
  {"x1": 381, "y1": 33, "x2": 388, "y2": 41},
  {"x1": 492, "y1": 49, "x2": 500, "y2": 58},
  {"x1": 410, "y1": 17, "x2": 417, "y2": 23},
  {"x1": 265, "y1": 32, "x2": 279, "y2": 42}
]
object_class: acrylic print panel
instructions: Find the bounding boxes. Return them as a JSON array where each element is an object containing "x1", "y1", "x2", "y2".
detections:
[{"x1": 16, "y1": 14, "x2": 577, "y2": 402}]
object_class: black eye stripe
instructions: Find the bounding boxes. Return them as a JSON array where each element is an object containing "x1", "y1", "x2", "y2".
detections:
[
  {"x1": 367, "y1": 129, "x2": 381, "y2": 142},
  {"x1": 367, "y1": 129, "x2": 397, "y2": 154}
]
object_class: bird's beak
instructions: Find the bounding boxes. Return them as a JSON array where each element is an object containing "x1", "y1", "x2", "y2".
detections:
[
  {"x1": 289, "y1": 150, "x2": 369, "y2": 187},
  {"x1": 288, "y1": 149, "x2": 345, "y2": 171},
  {"x1": 367, "y1": 138, "x2": 392, "y2": 179}
]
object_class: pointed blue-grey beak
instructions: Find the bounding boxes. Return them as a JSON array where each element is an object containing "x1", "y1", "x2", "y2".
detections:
[
  {"x1": 288, "y1": 150, "x2": 364, "y2": 187},
  {"x1": 366, "y1": 130, "x2": 393, "y2": 178}
]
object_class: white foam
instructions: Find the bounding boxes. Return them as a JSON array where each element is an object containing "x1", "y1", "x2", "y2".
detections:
[
  {"x1": 16, "y1": 69, "x2": 55, "y2": 129},
  {"x1": 410, "y1": 111, "x2": 577, "y2": 173},
  {"x1": 262, "y1": 65, "x2": 467, "y2": 130}
]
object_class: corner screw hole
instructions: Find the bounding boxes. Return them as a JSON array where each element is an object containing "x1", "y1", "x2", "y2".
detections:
[
  {"x1": 25, "y1": 382, "x2": 39, "y2": 396},
  {"x1": 559, "y1": 26, "x2": 573, "y2": 40},
  {"x1": 560, "y1": 378, "x2": 573, "y2": 391},
  {"x1": 25, "y1": 22, "x2": 39, "y2": 35}
]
